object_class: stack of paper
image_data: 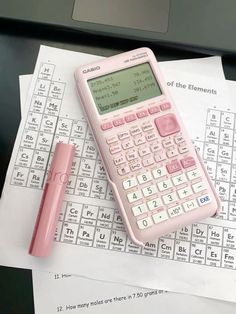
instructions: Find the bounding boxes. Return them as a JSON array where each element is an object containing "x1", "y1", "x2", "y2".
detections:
[{"x1": 1, "y1": 45, "x2": 236, "y2": 313}]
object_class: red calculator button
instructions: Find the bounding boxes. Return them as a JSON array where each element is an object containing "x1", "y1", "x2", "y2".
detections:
[
  {"x1": 125, "y1": 114, "x2": 137, "y2": 123},
  {"x1": 160, "y1": 102, "x2": 171, "y2": 111},
  {"x1": 137, "y1": 110, "x2": 148, "y2": 119},
  {"x1": 180, "y1": 156, "x2": 196, "y2": 168},
  {"x1": 101, "y1": 122, "x2": 113, "y2": 131},
  {"x1": 155, "y1": 113, "x2": 180, "y2": 137},
  {"x1": 148, "y1": 106, "x2": 160, "y2": 114},
  {"x1": 113, "y1": 118, "x2": 125, "y2": 127},
  {"x1": 166, "y1": 160, "x2": 181, "y2": 174}
]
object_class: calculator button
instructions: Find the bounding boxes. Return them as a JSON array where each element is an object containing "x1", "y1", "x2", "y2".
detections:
[
  {"x1": 162, "y1": 192, "x2": 178, "y2": 204},
  {"x1": 137, "y1": 172, "x2": 152, "y2": 184},
  {"x1": 109, "y1": 144, "x2": 122, "y2": 155},
  {"x1": 137, "y1": 110, "x2": 148, "y2": 119},
  {"x1": 142, "y1": 156, "x2": 155, "y2": 167},
  {"x1": 142, "y1": 184, "x2": 158, "y2": 197},
  {"x1": 168, "y1": 205, "x2": 183, "y2": 218},
  {"x1": 152, "y1": 211, "x2": 168, "y2": 224},
  {"x1": 155, "y1": 114, "x2": 180, "y2": 137},
  {"x1": 118, "y1": 131, "x2": 130, "y2": 140},
  {"x1": 150, "y1": 141, "x2": 161, "y2": 153},
  {"x1": 183, "y1": 199, "x2": 198, "y2": 212},
  {"x1": 178, "y1": 145, "x2": 189, "y2": 154},
  {"x1": 122, "y1": 140, "x2": 134, "y2": 150},
  {"x1": 187, "y1": 169, "x2": 201, "y2": 180},
  {"x1": 126, "y1": 150, "x2": 138, "y2": 161},
  {"x1": 162, "y1": 138, "x2": 174, "y2": 148},
  {"x1": 123, "y1": 177, "x2": 138, "y2": 190},
  {"x1": 148, "y1": 106, "x2": 160, "y2": 114},
  {"x1": 160, "y1": 102, "x2": 171, "y2": 111},
  {"x1": 172, "y1": 173, "x2": 187, "y2": 186},
  {"x1": 157, "y1": 179, "x2": 173, "y2": 191},
  {"x1": 142, "y1": 121, "x2": 153, "y2": 132},
  {"x1": 177, "y1": 186, "x2": 193, "y2": 199},
  {"x1": 152, "y1": 166, "x2": 167, "y2": 179},
  {"x1": 106, "y1": 135, "x2": 118, "y2": 144},
  {"x1": 192, "y1": 181, "x2": 206, "y2": 193},
  {"x1": 197, "y1": 194, "x2": 211, "y2": 206},
  {"x1": 138, "y1": 146, "x2": 151, "y2": 157},
  {"x1": 132, "y1": 203, "x2": 148, "y2": 216},
  {"x1": 154, "y1": 151, "x2": 167, "y2": 162},
  {"x1": 130, "y1": 126, "x2": 142, "y2": 136},
  {"x1": 117, "y1": 164, "x2": 130, "y2": 176},
  {"x1": 137, "y1": 217, "x2": 153, "y2": 230},
  {"x1": 113, "y1": 118, "x2": 125, "y2": 127},
  {"x1": 125, "y1": 114, "x2": 137, "y2": 123},
  {"x1": 130, "y1": 160, "x2": 142, "y2": 172},
  {"x1": 174, "y1": 134, "x2": 184, "y2": 144},
  {"x1": 147, "y1": 197, "x2": 163, "y2": 210},
  {"x1": 134, "y1": 136, "x2": 146, "y2": 146},
  {"x1": 127, "y1": 190, "x2": 142, "y2": 203},
  {"x1": 166, "y1": 160, "x2": 181, "y2": 174},
  {"x1": 101, "y1": 122, "x2": 113, "y2": 131},
  {"x1": 146, "y1": 132, "x2": 156, "y2": 142},
  {"x1": 113, "y1": 155, "x2": 126, "y2": 166},
  {"x1": 180, "y1": 156, "x2": 196, "y2": 168},
  {"x1": 166, "y1": 147, "x2": 178, "y2": 158}
]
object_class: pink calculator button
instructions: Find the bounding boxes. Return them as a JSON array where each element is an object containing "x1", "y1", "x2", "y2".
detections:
[
  {"x1": 148, "y1": 106, "x2": 160, "y2": 114},
  {"x1": 101, "y1": 122, "x2": 113, "y2": 131},
  {"x1": 125, "y1": 114, "x2": 137, "y2": 123},
  {"x1": 137, "y1": 110, "x2": 148, "y2": 119},
  {"x1": 166, "y1": 160, "x2": 181, "y2": 173},
  {"x1": 180, "y1": 156, "x2": 196, "y2": 168},
  {"x1": 160, "y1": 102, "x2": 171, "y2": 111},
  {"x1": 154, "y1": 113, "x2": 180, "y2": 137},
  {"x1": 113, "y1": 118, "x2": 125, "y2": 127}
]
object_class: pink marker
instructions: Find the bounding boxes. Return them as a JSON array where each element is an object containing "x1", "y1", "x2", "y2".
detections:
[{"x1": 29, "y1": 143, "x2": 75, "y2": 257}]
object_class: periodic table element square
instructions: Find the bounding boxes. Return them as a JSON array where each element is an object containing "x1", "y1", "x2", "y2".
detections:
[
  {"x1": 68, "y1": 137, "x2": 84, "y2": 156},
  {"x1": 206, "y1": 245, "x2": 222, "y2": 267},
  {"x1": 26, "y1": 112, "x2": 42, "y2": 131},
  {"x1": 86, "y1": 128, "x2": 94, "y2": 141},
  {"x1": 215, "y1": 181, "x2": 230, "y2": 201},
  {"x1": 207, "y1": 225, "x2": 223, "y2": 246},
  {"x1": 78, "y1": 158, "x2": 96, "y2": 178},
  {"x1": 113, "y1": 211, "x2": 125, "y2": 231},
  {"x1": 71, "y1": 157, "x2": 80, "y2": 175},
  {"x1": 232, "y1": 147, "x2": 236, "y2": 164},
  {"x1": 205, "y1": 160, "x2": 217, "y2": 180},
  {"x1": 82, "y1": 140, "x2": 97, "y2": 159},
  {"x1": 223, "y1": 227, "x2": 236, "y2": 249},
  {"x1": 71, "y1": 120, "x2": 88, "y2": 139},
  {"x1": 192, "y1": 223, "x2": 208, "y2": 244},
  {"x1": 173, "y1": 240, "x2": 190, "y2": 262},
  {"x1": 190, "y1": 242, "x2": 206, "y2": 264},
  {"x1": 48, "y1": 81, "x2": 65, "y2": 99},
  {"x1": 157, "y1": 238, "x2": 175, "y2": 260},
  {"x1": 203, "y1": 143, "x2": 218, "y2": 161},
  {"x1": 205, "y1": 126, "x2": 220, "y2": 144},
  {"x1": 81, "y1": 204, "x2": 99, "y2": 226},
  {"x1": 219, "y1": 201, "x2": 229, "y2": 220},
  {"x1": 93, "y1": 227, "x2": 111, "y2": 249},
  {"x1": 229, "y1": 202, "x2": 236, "y2": 221},
  {"x1": 64, "y1": 202, "x2": 82, "y2": 224},
  {"x1": 65, "y1": 175, "x2": 76, "y2": 195},
  {"x1": 109, "y1": 230, "x2": 127, "y2": 252},
  {"x1": 94, "y1": 160, "x2": 106, "y2": 180},
  {"x1": 219, "y1": 128, "x2": 234, "y2": 146},
  {"x1": 45, "y1": 98, "x2": 61, "y2": 116},
  {"x1": 11, "y1": 166, "x2": 29, "y2": 186},
  {"x1": 75, "y1": 176, "x2": 92, "y2": 197},
  {"x1": 26, "y1": 169, "x2": 45, "y2": 189},
  {"x1": 61, "y1": 222, "x2": 79, "y2": 244},
  {"x1": 221, "y1": 248, "x2": 236, "y2": 269},
  {"x1": 15, "y1": 148, "x2": 34, "y2": 168},
  {"x1": 30, "y1": 95, "x2": 47, "y2": 113},
  {"x1": 218, "y1": 145, "x2": 232, "y2": 163},
  {"x1": 221, "y1": 111, "x2": 235, "y2": 129},
  {"x1": 125, "y1": 238, "x2": 142, "y2": 254},
  {"x1": 230, "y1": 183, "x2": 236, "y2": 202},
  {"x1": 105, "y1": 184, "x2": 115, "y2": 201},
  {"x1": 142, "y1": 241, "x2": 158, "y2": 257},
  {"x1": 206, "y1": 109, "x2": 221, "y2": 127},
  {"x1": 97, "y1": 206, "x2": 114, "y2": 228},
  {"x1": 216, "y1": 163, "x2": 231, "y2": 182},
  {"x1": 38, "y1": 63, "x2": 55, "y2": 80},
  {"x1": 77, "y1": 224, "x2": 95, "y2": 247},
  {"x1": 36, "y1": 132, "x2": 54, "y2": 152},
  {"x1": 176, "y1": 225, "x2": 192, "y2": 242},
  {"x1": 40, "y1": 114, "x2": 58, "y2": 134},
  {"x1": 21, "y1": 129, "x2": 38, "y2": 149},
  {"x1": 34, "y1": 79, "x2": 51, "y2": 96},
  {"x1": 56, "y1": 118, "x2": 73, "y2": 136},
  {"x1": 90, "y1": 179, "x2": 108, "y2": 199},
  {"x1": 193, "y1": 140, "x2": 204, "y2": 156},
  {"x1": 31, "y1": 150, "x2": 49, "y2": 170}
]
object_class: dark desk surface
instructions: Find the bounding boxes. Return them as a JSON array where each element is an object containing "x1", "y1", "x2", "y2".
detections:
[{"x1": 0, "y1": 19, "x2": 236, "y2": 314}]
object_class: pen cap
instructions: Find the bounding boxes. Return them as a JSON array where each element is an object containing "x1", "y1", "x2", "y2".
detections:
[{"x1": 29, "y1": 143, "x2": 75, "y2": 257}]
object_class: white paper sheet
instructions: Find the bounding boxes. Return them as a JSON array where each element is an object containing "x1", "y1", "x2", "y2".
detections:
[{"x1": 1, "y1": 46, "x2": 236, "y2": 302}]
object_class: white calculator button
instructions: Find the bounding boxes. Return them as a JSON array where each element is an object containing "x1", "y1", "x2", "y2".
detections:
[
  {"x1": 138, "y1": 146, "x2": 151, "y2": 157},
  {"x1": 137, "y1": 172, "x2": 152, "y2": 184},
  {"x1": 197, "y1": 194, "x2": 211, "y2": 206},
  {"x1": 146, "y1": 132, "x2": 156, "y2": 142},
  {"x1": 142, "y1": 156, "x2": 155, "y2": 167},
  {"x1": 192, "y1": 181, "x2": 206, "y2": 193},
  {"x1": 154, "y1": 151, "x2": 167, "y2": 162},
  {"x1": 147, "y1": 197, "x2": 162, "y2": 210},
  {"x1": 183, "y1": 199, "x2": 198, "y2": 212},
  {"x1": 150, "y1": 141, "x2": 161, "y2": 153},
  {"x1": 152, "y1": 166, "x2": 167, "y2": 179},
  {"x1": 122, "y1": 140, "x2": 134, "y2": 150},
  {"x1": 132, "y1": 203, "x2": 148, "y2": 216},
  {"x1": 172, "y1": 173, "x2": 187, "y2": 186},
  {"x1": 118, "y1": 131, "x2": 130, "y2": 140},
  {"x1": 130, "y1": 160, "x2": 142, "y2": 171},
  {"x1": 134, "y1": 136, "x2": 146, "y2": 146},
  {"x1": 106, "y1": 135, "x2": 118, "y2": 144},
  {"x1": 174, "y1": 134, "x2": 184, "y2": 144},
  {"x1": 122, "y1": 177, "x2": 138, "y2": 190},
  {"x1": 162, "y1": 138, "x2": 174, "y2": 148},
  {"x1": 142, "y1": 184, "x2": 158, "y2": 197},
  {"x1": 130, "y1": 126, "x2": 142, "y2": 136},
  {"x1": 187, "y1": 169, "x2": 201, "y2": 180},
  {"x1": 126, "y1": 150, "x2": 138, "y2": 161},
  {"x1": 109, "y1": 144, "x2": 122, "y2": 155},
  {"x1": 117, "y1": 164, "x2": 130, "y2": 176},
  {"x1": 178, "y1": 145, "x2": 189, "y2": 154},
  {"x1": 142, "y1": 122, "x2": 153, "y2": 132},
  {"x1": 152, "y1": 211, "x2": 168, "y2": 224},
  {"x1": 113, "y1": 155, "x2": 126, "y2": 166},
  {"x1": 166, "y1": 148, "x2": 178, "y2": 158},
  {"x1": 127, "y1": 190, "x2": 142, "y2": 203},
  {"x1": 162, "y1": 192, "x2": 178, "y2": 205},
  {"x1": 137, "y1": 217, "x2": 153, "y2": 230},
  {"x1": 177, "y1": 186, "x2": 193, "y2": 199},
  {"x1": 168, "y1": 205, "x2": 184, "y2": 218},
  {"x1": 157, "y1": 179, "x2": 173, "y2": 191}
]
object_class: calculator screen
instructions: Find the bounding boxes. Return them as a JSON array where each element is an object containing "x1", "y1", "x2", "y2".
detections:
[{"x1": 88, "y1": 62, "x2": 162, "y2": 115}]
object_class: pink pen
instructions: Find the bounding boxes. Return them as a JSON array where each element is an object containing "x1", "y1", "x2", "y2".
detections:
[{"x1": 29, "y1": 143, "x2": 75, "y2": 257}]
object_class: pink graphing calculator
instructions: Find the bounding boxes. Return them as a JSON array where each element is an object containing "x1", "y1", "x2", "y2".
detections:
[{"x1": 75, "y1": 48, "x2": 221, "y2": 246}]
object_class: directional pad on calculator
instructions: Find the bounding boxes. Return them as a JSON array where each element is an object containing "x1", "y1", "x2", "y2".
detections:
[{"x1": 155, "y1": 113, "x2": 180, "y2": 137}]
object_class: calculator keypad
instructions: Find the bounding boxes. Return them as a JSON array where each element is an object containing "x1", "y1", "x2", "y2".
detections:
[{"x1": 106, "y1": 109, "x2": 210, "y2": 231}]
